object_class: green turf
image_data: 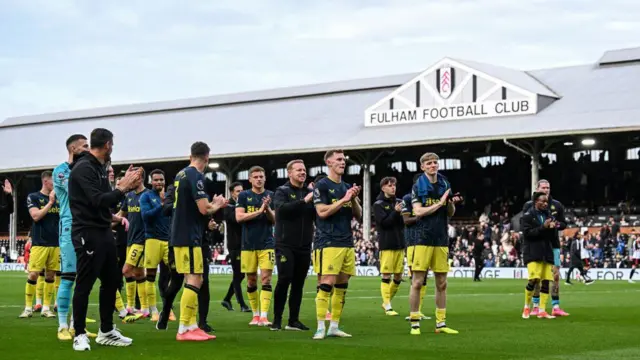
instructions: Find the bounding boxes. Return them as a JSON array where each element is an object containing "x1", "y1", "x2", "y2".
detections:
[{"x1": 0, "y1": 272, "x2": 638, "y2": 360}]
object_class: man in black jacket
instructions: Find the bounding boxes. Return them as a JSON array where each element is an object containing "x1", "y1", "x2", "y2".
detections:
[
  {"x1": 522, "y1": 179, "x2": 569, "y2": 316},
  {"x1": 373, "y1": 176, "x2": 405, "y2": 316},
  {"x1": 221, "y1": 181, "x2": 249, "y2": 312},
  {"x1": 271, "y1": 159, "x2": 315, "y2": 331},
  {"x1": 69, "y1": 128, "x2": 142, "y2": 351},
  {"x1": 521, "y1": 191, "x2": 557, "y2": 320},
  {"x1": 472, "y1": 233, "x2": 485, "y2": 282},
  {"x1": 0, "y1": 178, "x2": 13, "y2": 214}
]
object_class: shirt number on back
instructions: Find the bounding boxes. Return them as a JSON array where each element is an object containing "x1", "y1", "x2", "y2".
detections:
[{"x1": 173, "y1": 180, "x2": 180, "y2": 208}]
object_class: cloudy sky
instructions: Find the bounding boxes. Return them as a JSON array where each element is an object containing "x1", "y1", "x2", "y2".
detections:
[{"x1": 0, "y1": 0, "x2": 638, "y2": 121}]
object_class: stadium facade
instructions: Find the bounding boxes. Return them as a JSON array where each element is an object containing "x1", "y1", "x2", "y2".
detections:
[{"x1": 1, "y1": 45, "x2": 640, "y2": 252}]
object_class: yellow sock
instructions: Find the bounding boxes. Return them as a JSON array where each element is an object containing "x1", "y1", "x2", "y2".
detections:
[
  {"x1": 247, "y1": 286, "x2": 259, "y2": 314},
  {"x1": 190, "y1": 297, "x2": 198, "y2": 325},
  {"x1": 419, "y1": 284, "x2": 427, "y2": 312},
  {"x1": 525, "y1": 288, "x2": 534, "y2": 307},
  {"x1": 137, "y1": 281, "x2": 148, "y2": 310},
  {"x1": 146, "y1": 280, "x2": 157, "y2": 311},
  {"x1": 330, "y1": 285, "x2": 347, "y2": 323},
  {"x1": 179, "y1": 285, "x2": 199, "y2": 327},
  {"x1": 43, "y1": 279, "x2": 55, "y2": 308},
  {"x1": 540, "y1": 292, "x2": 549, "y2": 312},
  {"x1": 36, "y1": 275, "x2": 45, "y2": 304},
  {"x1": 435, "y1": 308, "x2": 446, "y2": 325},
  {"x1": 260, "y1": 285, "x2": 272, "y2": 316},
  {"x1": 315, "y1": 287, "x2": 331, "y2": 321},
  {"x1": 25, "y1": 279, "x2": 37, "y2": 309},
  {"x1": 389, "y1": 279, "x2": 401, "y2": 301},
  {"x1": 381, "y1": 279, "x2": 391, "y2": 306},
  {"x1": 115, "y1": 290, "x2": 125, "y2": 312},
  {"x1": 126, "y1": 279, "x2": 137, "y2": 308}
]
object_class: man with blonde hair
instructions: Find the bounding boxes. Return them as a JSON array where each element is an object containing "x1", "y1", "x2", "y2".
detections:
[{"x1": 408, "y1": 152, "x2": 462, "y2": 335}]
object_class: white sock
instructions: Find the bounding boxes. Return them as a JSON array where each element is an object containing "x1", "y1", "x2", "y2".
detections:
[
  {"x1": 317, "y1": 320, "x2": 325, "y2": 330},
  {"x1": 329, "y1": 320, "x2": 339, "y2": 329},
  {"x1": 36, "y1": 298, "x2": 42, "y2": 306},
  {"x1": 25, "y1": 306, "x2": 32, "y2": 311},
  {"x1": 253, "y1": 311, "x2": 260, "y2": 317},
  {"x1": 260, "y1": 311, "x2": 268, "y2": 319},
  {"x1": 43, "y1": 306, "x2": 50, "y2": 312},
  {"x1": 437, "y1": 321, "x2": 446, "y2": 327},
  {"x1": 384, "y1": 303, "x2": 392, "y2": 311},
  {"x1": 141, "y1": 308, "x2": 149, "y2": 313},
  {"x1": 150, "y1": 306, "x2": 158, "y2": 313},
  {"x1": 119, "y1": 309, "x2": 128, "y2": 318},
  {"x1": 187, "y1": 323, "x2": 198, "y2": 331},
  {"x1": 58, "y1": 324, "x2": 68, "y2": 331},
  {"x1": 553, "y1": 304, "x2": 560, "y2": 309},
  {"x1": 178, "y1": 324, "x2": 188, "y2": 334}
]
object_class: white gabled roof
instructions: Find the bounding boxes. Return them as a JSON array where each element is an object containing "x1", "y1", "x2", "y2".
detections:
[
  {"x1": 365, "y1": 57, "x2": 559, "y2": 116},
  {"x1": 452, "y1": 58, "x2": 560, "y2": 98}
]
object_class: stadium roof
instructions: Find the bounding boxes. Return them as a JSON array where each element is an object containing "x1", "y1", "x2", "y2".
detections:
[{"x1": 1, "y1": 46, "x2": 640, "y2": 173}]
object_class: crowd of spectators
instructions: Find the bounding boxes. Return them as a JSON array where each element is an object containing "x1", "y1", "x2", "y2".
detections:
[{"x1": 2, "y1": 202, "x2": 638, "y2": 270}]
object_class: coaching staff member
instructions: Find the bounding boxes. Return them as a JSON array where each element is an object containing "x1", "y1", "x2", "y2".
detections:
[
  {"x1": 221, "y1": 181, "x2": 250, "y2": 312},
  {"x1": 271, "y1": 159, "x2": 316, "y2": 331},
  {"x1": 69, "y1": 128, "x2": 142, "y2": 351}
]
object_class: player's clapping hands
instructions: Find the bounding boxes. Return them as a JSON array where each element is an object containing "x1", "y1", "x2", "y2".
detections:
[
  {"x1": 448, "y1": 192, "x2": 463, "y2": 204},
  {"x1": 49, "y1": 189, "x2": 56, "y2": 204},
  {"x1": 212, "y1": 194, "x2": 228, "y2": 208},
  {"x1": 118, "y1": 165, "x2": 142, "y2": 191}
]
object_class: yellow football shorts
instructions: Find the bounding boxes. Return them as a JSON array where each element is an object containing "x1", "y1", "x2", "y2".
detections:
[
  {"x1": 28, "y1": 246, "x2": 60, "y2": 272},
  {"x1": 407, "y1": 245, "x2": 449, "y2": 273},
  {"x1": 173, "y1": 246, "x2": 204, "y2": 274},
  {"x1": 125, "y1": 244, "x2": 145, "y2": 267},
  {"x1": 316, "y1": 247, "x2": 356, "y2": 276},
  {"x1": 380, "y1": 249, "x2": 404, "y2": 274},
  {"x1": 527, "y1": 261, "x2": 553, "y2": 281},
  {"x1": 241, "y1": 249, "x2": 275, "y2": 274},
  {"x1": 144, "y1": 238, "x2": 169, "y2": 269}
]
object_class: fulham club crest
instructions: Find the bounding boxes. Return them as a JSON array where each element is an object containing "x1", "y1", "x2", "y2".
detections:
[{"x1": 436, "y1": 66, "x2": 455, "y2": 99}]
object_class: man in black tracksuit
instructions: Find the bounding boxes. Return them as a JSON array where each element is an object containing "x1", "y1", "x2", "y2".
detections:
[
  {"x1": 472, "y1": 233, "x2": 485, "y2": 282},
  {"x1": 373, "y1": 176, "x2": 405, "y2": 315},
  {"x1": 221, "y1": 181, "x2": 249, "y2": 312},
  {"x1": 271, "y1": 160, "x2": 316, "y2": 331},
  {"x1": 68, "y1": 128, "x2": 142, "y2": 350}
]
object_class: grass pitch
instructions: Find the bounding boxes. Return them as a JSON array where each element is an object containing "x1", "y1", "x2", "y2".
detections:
[{"x1": 0, "y1": 272, "x2": 638, "y2": 360}]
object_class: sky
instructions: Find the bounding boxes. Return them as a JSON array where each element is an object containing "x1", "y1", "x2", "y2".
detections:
[{"x1": 0, "y1": 0, "x2": 639, "y2": 122}]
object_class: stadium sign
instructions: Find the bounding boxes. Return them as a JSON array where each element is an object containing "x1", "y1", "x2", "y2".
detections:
[
  {"x1": 364, "y1": 58, "x2": 542, "y2": 127},
  {"x1": 0, "y1": 263, "x2": 634, "y2": 280}
]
